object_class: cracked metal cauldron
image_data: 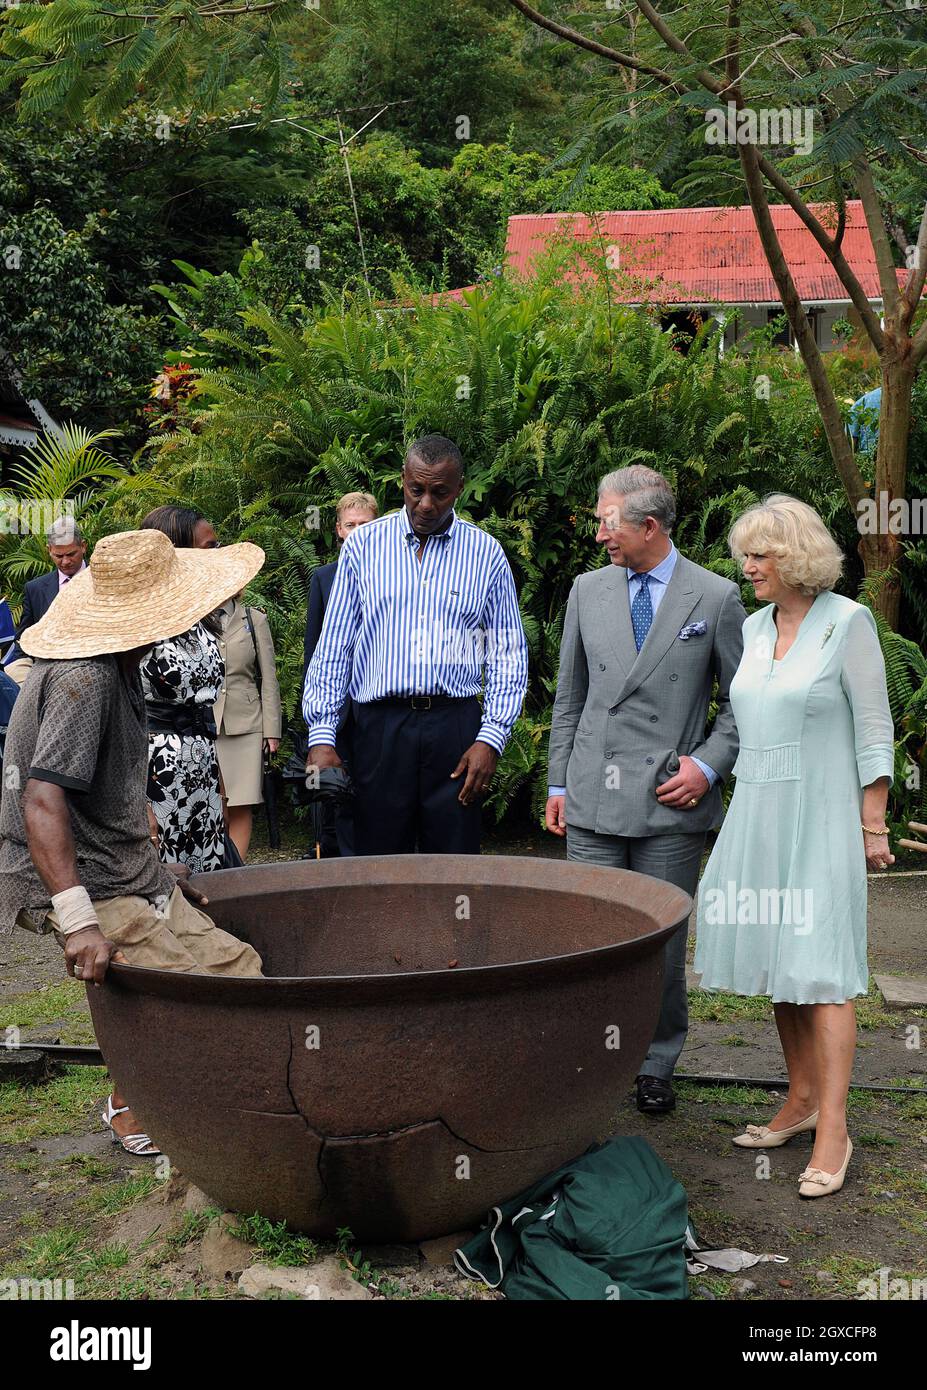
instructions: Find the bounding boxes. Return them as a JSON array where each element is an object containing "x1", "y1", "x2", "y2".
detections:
[{"x1": 87, "y1": 856, "x2": 691, "y2": 1242}]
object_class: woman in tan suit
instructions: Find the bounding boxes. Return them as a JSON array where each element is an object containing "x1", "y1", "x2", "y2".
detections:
[{"x1": 214, "y1": 595, "x2": 283, "y2": 860}]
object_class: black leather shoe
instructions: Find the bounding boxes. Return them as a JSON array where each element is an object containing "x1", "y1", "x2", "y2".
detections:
[{"x1": 636, "y1": 1074, "x2": 676, "y2": 1115}]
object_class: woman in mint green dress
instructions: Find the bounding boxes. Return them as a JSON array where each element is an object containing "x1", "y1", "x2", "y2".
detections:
[{"x1": 694, "y1": 496, "x2": 894, "y2": 1199}]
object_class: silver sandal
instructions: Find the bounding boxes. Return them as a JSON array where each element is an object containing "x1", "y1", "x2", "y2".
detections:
[{"x1": 102, "y1": 1094, "x2": 161, "y2": 1157}]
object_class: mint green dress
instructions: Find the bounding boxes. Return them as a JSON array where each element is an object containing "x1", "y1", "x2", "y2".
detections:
[{"x1": 694, "y1": 592, "x2": 894, "y2": 1004}]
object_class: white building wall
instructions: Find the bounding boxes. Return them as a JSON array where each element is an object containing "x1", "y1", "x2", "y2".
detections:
[{"x1": 715, "y1": 302, "x2": 860, "y2": 352}]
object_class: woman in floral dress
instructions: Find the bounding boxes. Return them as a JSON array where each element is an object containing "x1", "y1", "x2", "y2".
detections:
[{"x1": 140, "y1": 506, "x2": 226, "y2": 874}]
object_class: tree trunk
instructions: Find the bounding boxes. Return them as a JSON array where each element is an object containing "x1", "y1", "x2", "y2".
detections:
[{"x1": 859, "y1": 350, "x2": 916, "y2": 627}]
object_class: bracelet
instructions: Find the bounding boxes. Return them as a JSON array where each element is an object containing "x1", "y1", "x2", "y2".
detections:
[{"x1": 861, "y1": 824, "x2": 889, "y2": 835}]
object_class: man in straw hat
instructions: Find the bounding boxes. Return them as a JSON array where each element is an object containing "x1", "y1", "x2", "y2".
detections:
[{"x1": 0, "y1": 528, "x2": 266, "y2": 1154}]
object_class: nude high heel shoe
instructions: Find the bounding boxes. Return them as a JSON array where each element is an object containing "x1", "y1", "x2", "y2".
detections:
[
  {"x1": 732, "y1": 1110, "x2": 818, "y2": 1148},
  {"x1": 798, "y1": 1139, "x2": 853, "y2": 1198}
]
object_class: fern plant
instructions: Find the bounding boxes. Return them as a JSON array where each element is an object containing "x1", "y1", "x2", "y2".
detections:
[
  {"x1": 0, "y1": 425, "x2": 127, "y2": 615},
  {"x1": 23, "y1": 251, "x2": 919, "y2": 831}
]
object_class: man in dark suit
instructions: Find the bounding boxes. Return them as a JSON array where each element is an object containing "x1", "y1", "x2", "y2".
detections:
[
  {"x1": 301, "y1": 492, "x2": 378, "y2": 855},
  {"x1": 5, "y1": 519, "x2": 88, "y2": 681}
]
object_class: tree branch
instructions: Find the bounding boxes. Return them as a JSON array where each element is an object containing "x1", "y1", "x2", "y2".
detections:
[
  {"x1": 632, "y1": 0, "x2": 725, "y2": 93},
  {"x1": 508, "y1": 0, "x2": 887, "y2": 348},
  {"x1": 913, "y1": 316, "x2": 927, "y2": 368},
  {"x1": 719, "y1": 1, "x2": 867, "y2": 511},
  {"x1": 505, "y1": 0, "x2": 687, "y2": 92},
  {"x1": 853, "y1": 155, "x2": 901, "y2": 317},
  {"x1": 741, "y1": 142, "x2": 867, "y2": 508},
  {"x1": 901, "y1": 200, "x2": 927, "y2": 334},
  {"x1": 636, "y1": 0, "x2": 885, "y2": 345}
]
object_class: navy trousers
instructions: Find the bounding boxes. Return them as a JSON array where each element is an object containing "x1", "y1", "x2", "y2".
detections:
[{"x1": 351, "y1": 697, "x2": 483, "y2": 855}]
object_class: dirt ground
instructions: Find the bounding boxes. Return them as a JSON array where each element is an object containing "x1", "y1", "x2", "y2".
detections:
[{"x1": 1, "y1": 824, "x2": 925, "y2": 1301}]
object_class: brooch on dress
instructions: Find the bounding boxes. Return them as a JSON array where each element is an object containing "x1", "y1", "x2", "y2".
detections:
[
  {"x1": 677, "y1": 620, "x2": 707, "y2": 641},
  {"x1": 821, "y1": 622, "x2": 835, "y2": 648}
]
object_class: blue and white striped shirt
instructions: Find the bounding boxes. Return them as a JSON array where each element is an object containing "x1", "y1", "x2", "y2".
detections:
[{"x1": 303, "y1": 508, "x2": 529, "y2": 754}]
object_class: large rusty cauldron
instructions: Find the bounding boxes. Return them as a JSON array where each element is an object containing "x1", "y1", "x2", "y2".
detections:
[{"x1": 87, "y1": 856, "x2": 690, "y2": 1242}]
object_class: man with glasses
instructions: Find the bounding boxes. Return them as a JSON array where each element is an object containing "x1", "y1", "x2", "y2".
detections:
[{"x1": 546, "y1": 466, "x2": 745, "y2": 1116}]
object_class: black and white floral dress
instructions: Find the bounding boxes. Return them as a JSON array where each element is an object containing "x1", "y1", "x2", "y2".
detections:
[{"x1": 141, "y1": 623, "x2": 225, "y2": 874}]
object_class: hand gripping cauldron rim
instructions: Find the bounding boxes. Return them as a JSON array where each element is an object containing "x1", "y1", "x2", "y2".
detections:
[{"x1": 95, "y1": 855, "x2": 691, "y2": 1003}]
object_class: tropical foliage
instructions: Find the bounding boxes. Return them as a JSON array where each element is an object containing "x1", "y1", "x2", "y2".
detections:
[
  {"x1": 2, "y1": 0, "x2": 926, "y2": 835},
  {"x1": 5, "y1": 258, "x2": 918, "y2": 829}
]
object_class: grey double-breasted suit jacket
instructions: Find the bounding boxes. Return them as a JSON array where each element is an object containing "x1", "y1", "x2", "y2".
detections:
[{"x1": 548, "y1": 553, "x2": 747, "y2": 836}]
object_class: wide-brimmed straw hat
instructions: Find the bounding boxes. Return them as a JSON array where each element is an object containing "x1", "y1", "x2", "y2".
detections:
[{"x1": 20, "y1": 528, "x2": 265, "y2": 659}]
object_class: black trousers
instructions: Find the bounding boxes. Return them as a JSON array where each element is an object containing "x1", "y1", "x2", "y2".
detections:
[
  {"x1": 317, "y1": 804, "x2": 355, "y2": 858},
  {"x1": 351, "y1": 697, "x2": 483, "y2": 855}
]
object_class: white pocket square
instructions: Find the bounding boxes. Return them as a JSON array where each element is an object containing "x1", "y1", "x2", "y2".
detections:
[{"x1": 677, "y1": 620, "x2": 707, "y2": 641}]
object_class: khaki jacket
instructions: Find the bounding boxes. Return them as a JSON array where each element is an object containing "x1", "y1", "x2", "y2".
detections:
[{"x1": 213, "y1": 600, "x2": 282, "y2": 738}]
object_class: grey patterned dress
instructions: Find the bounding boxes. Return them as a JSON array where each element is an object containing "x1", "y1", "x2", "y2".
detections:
[{"x1": 140, "y1": 623, "x2": 225, "y2": 874}]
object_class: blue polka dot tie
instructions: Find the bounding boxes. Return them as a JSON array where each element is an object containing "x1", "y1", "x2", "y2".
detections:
[{"x1": 631, "y1": 573, "x2": 653, "y2": 652}]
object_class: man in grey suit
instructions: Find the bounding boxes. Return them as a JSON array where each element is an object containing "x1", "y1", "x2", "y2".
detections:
[
  {"x1": 547, "y1": 466, "x2": 746, "y2": 1115},
  {"x1": 5, "y1": 518, "x2": 88, "y2": 681}
]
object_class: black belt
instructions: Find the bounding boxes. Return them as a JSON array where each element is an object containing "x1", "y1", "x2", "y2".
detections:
[
  {"x1": 145, "y1": 700, "x2": 218, "y2": 739},
  {"x1": 365, "y1": 694, "x2": 475, "y2": 712}
]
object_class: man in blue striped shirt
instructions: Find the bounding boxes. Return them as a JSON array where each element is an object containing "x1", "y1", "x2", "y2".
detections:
[{"x1": 303, "y1": 434, "x2": 528, "y2": 854}]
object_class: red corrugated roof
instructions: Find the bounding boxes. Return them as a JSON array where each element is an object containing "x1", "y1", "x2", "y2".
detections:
[
  {"x1": 428, "y1": 284, "x2": 481, "y2": 304},
  {"x1": 503, "y1": 201, "x2": 893, "y2": 305}
]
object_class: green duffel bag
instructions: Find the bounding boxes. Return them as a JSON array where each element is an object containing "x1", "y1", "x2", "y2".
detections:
[{"x1": 454, "y1": 1136, "x2": 690, "y2": 1301}]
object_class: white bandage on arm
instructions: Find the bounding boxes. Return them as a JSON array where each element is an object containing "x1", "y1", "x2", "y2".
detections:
[{"x1": 50, "y1": 885, "x2": 100, "y2": 937}]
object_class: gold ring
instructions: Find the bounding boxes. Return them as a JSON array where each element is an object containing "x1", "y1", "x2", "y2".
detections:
[{"x1": 688, "y1": 798, "x2": 699, "y2": 806}]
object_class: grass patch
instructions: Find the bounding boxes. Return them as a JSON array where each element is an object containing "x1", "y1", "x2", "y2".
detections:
[
  {"x1": 0, "y1": 1066, "x2": 107, "y2": 1143},
  {"x1": 856, "y1": 1130, "x2": 901, "y2": 1148},
  {"x1": 83, "y1": 1242, "x2": 130, "y2": 1273},
  {"x1": 676, "y1": 1082, "x2": 774, "y2": 1107},
  {"x1": 688, "y1": 990, "x2": 771, "y2": 1025},
  {"x1": 692, "y1": 1275, "x2": 730, "y2": 1300},
  {"x1": 863, "y1": 1163, "x2": 927, "y2": 1233},
  {"x1": 164, "y1": 1207, "x2": 222, "y2": 1251},
  {"x1": 782, "y1": 1226, "x2": 823, "y2": 1245},
  {"x1": 0, "y1": 980, "x2": 95, "y2": 1043},
  {"x1": 0, "y1": 1223, "x2": 128, "y2": 1297},
  {"x1": 799, "y1": 1252, "x2": 927, "y2": 1299},
  {"x1": 14, "y1": 1225, "x2": 83, "y2": 1276},
  {"x1": 862, "y1": 1077, "x2": 927, "y2": 1123},
  {"x1": 228, "y1": 1212, "x2": 318, "y2": 1266},
  {"x1": 687, "y1": 980, "x2": 923, "y2": 1032},
  {"x1": 857, "y1": 982, "x2": 911, "y2": 1031},
  {"x1": 897, "y1": 1092, "x2": 927, "y2": 1123},
  {"x1": 59, "y1": 1154, "x2": 111, "y2": 1180},
  {"x1": 846, "y1": 1088, "x2": 882, "y2": 1115},
  {"x1": 81, "y1": 1172, "x2": 161, "y2": 1217}
]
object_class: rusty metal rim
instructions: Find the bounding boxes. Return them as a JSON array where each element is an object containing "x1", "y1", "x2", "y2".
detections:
[
  {"x1": 100, "y1": 853, "x2": 691, "y2": 1001},
  {"x1": 190, "y1": 853, "x2": 688, "y2": 900},
  {"x1": 187, "y1": 853, "x2": 692, "y2": 927},
  {"x1": 101, "y1": 913, "x2": 689, "y2": 1003}
]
